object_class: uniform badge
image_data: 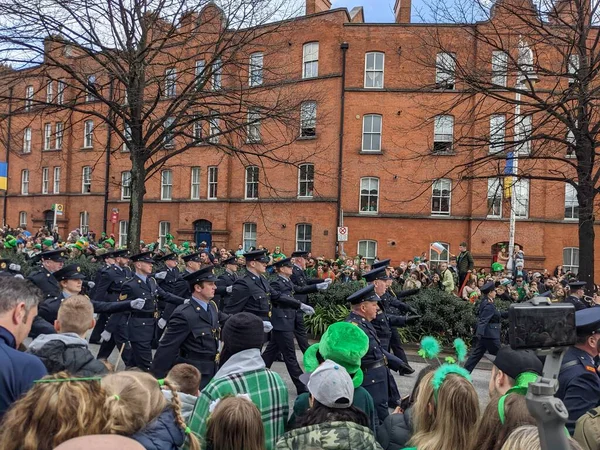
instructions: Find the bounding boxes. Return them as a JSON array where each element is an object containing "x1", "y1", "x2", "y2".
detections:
[
  {"x1": 0, "y1": 263, "x2": 6, "y2": 269},
  {"x1": 119, "y1": 293, "x2": 127, "y2": 301},
  {"x1": 76, "y1": 266, "x2": 81, "y2": 272}
]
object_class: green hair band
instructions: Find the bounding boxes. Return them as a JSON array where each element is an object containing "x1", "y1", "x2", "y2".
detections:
[
  {"x1": 185, "y1": 427, "x2": 191, "y2": 435},
  {"x1": 157, "y1": 379, "x2": 165, "y2": 386},
  {"x1": 432, "y1": 364, "x2": 472, "y2": 403},
  {"x1": 34, "y1": 376, "x2": 102, "y2": 384},
  {"x1": 498, "y1": 371, "x2": 540, "y2": 424},
  {"x1": 418, "y1": 336, "x2": 441, "y2": 360},
  {"x1": 113, "y1": 394, "x2": 120, "y2": 400}
]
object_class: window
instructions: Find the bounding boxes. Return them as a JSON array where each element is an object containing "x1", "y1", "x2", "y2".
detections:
[
  {"x1": 21, "y1": 169, "x2": 29, "y2": 195},
  {"x1": 23, "y1": 128, "x2": 31, "y2": 153},
  {"x1": 565, "y1": 183, "x2": 579, "y2": 220},
  {"x1": 360, "y1": 177, "x2": 379, "y2": 213},
  {"x1": 57, "y1": 79, "x2": 65, "y2": 105},
  {"x1": 298, "y1": 163, "x2": 314, "y2": 198},
  {"x1": 19, "y1": 211, "x2": 27, "y2": 228},
  {"x1": 82, "y1": 166, "x2": 92, "y2": 193},
  {"x1": 487, "y1": 178, "x2": 503, "y2": 217},
  {"x1": 79, "y1": 211, "x2": 89, "y2": 235},
  {"x1": 44, "y1": 123, "x2": 52, "y2": 150},
  {"x1": 435, "y1": 52, "x2": 456, "y2": 89},
  {"x1": 84, "y1": 120, "x2": 94, "y2": 148},
  {"x1": 517, "y1": 42, "x2": 535, "y2": 83},
  {"x1": 161, "y1": 169, "x2": 172, "y2": 200},
  {"x1": 429, "y1": 242, "x2": 450, "y2": 269},
  {"x1": 123, "y1": 123, "x2": 131, "y2": 151},
  {"x1": 302, "y1": 42, "x2": 319, "y2": 79},
  {"x1": 46, "y1": 81, "x2": 53, "y2": 103},
  {"x1": 25, "y1": 85, "x2": 33, "y2": 111},
  {"x1": 163, "y1": 117, "x2": 175, "y2": 148},
  {"x1": 563, "y1": 247, "x2": 579, "y2": 274},
  {"x1": 433, "y1": 115, "x2": 454, "y2": 153},
  {"x1": 55, "y1": 122, "x2": 63, "y2": 149},
  {"x1": 245, "y1": 166, "x2": 259, "y2": 199},
  {"x1": 365, "y1": 52, "x2": 384, "y2": 88},
  {"x1": 567, "y1": 126, "x2": 575, "y2": 157},
  {"x1": 53, "y1": 167, "x2": 60, "y2": 194},
  {"x1": 159, "y1": 221, "x2": 170, "y2": 248},
  {"x1": 489, "y1": 114, "x2": 506, "y2": 153},
  {"x1": 300, "y1": 101, "x2": 317, "y2": 137},
  {"x1": 358, "y1": 240, "x2": 377, "y2": 264},
  {"x1": 568, "y1": 55, "x2": 579, "y2": 86},
  {"x1": 249, "y1": 52, "x2": 263, "y2": 86},
  {"x1": 195, "y1": 60, "x2": 206, "y2": 91},
  {"x1": 209, "y1": 114, "x2": 220, "y2": 143},
  {"x1": 193, "y1": 117, "x2": 203, "y2": 144},
  {"x1": 431, "y1": 179, "x2": 451, "y2": 215},
  {"x1": 121, "y1": 171, "x2": 132, "y2": 200},
  {"x1": 296, "y1": 224, "x2": 312, "y2": 252},
  {"x1": 42, "y1": 167, "x2": 49, "y2": 194},
  {"x1": 243, "y1": 223, "x2": 257, "y2": 251},
  {"x1": 211, "y1": 58, "x2": 222, "y2": 90},
  {"x1": 118, "y1": 220, "x2": 128, "y2": 247},
  {"x1": 362, "y1": 114, "x2": 382, "y2": 152},
  {"x1": 492, "y1": 51, "x2": 508, "y2": 87},
  {"x1": 513, "y1": 178, "x2": 529, "y2": 218},
  {"x1": 208, "y1": 166, "x2": 218, "y2": 199},
  {"x1": 247, "y1": 109, "x2": 261, "y2": 143},
  {"x1": 191, "y1": 167, "x2": 200, "y2": 199},
  {"x1": 86, "y1": 75, "x2": 97, "y2": 102},
  {"x1": 515, "y1": 114, "x2": 532, "y2": 155},
  {"x1": 164, "y1": 68, "x2": 177, "y2": 98}
]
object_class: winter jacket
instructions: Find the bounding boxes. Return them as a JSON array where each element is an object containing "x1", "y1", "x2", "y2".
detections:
[
  {"x1": 376, "y1": 407, "x2": 414, "y2": 450},
  {"x1": 162, "y1": 389, "x2": 197, "y2": 422},
  {"x1": 132, "y1": 408, "x2": 186, "y2": 450},
  {"x1": 276, "y1": 421, "x2": 383, "y2": 450},
  {"x1": 28, "y1": 333, "x2": 108, "y2": 377}
]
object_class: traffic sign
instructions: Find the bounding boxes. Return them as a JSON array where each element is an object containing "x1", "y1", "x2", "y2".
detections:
[
  {"x1": 52, "y1": 203, "x2": 64, "y2": 215},
  {"x1": 337, "y1": 226, "x2": 348, "y2": 242}
]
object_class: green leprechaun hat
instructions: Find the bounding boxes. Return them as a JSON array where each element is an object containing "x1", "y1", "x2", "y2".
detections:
[{"x1": 303, "y1": 321, "x2": 369, "y2": 388}]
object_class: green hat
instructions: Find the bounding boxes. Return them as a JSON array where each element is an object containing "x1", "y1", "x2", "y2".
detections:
[
  {"x1": 34, "y1": 243, "x2": 42, "y2": 250},
  {"x1": 492, "y1": 262, "x2": 504, "y2": 272},
  {"x1": 42, "y1": 238, "x2": 54, "y2": 247},
  {"x1": 104, "y1": 238, "x2": 115, "y2": 247},
  {"x1": 4, "y1": 235, "x2": 17, "y2": 249},
  {"x1": 303, "y1": 322, "x2": 369, "y2": 388}
]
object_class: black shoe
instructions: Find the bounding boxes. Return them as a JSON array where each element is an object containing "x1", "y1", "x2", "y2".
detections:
[{"x1": 398, "y1": 361, "x2": 415, "y2": 375}]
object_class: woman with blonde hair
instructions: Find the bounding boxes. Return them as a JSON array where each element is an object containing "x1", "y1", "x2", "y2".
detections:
[
  {"x1": 206, "y1": 395, "x2": 266, "y2": 450},
  {"x1": 102, "y1": 371, "x2": 200, "y2": 450},
  {"x1": 501, "y1": 425, "x2": 583, "y2": 450},
  {"x1": 0, "y1": 372, "x2": 110, "y2": 450}
]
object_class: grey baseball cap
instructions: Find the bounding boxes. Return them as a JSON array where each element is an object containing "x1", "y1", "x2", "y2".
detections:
[{"x1": 300, "y1": 359, "x2": 354, "y2": 409}]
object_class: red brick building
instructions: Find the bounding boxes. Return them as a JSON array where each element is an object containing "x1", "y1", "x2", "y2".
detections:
[{"x1": 0, "y1": 0, "x2": 588, "y2": 276}]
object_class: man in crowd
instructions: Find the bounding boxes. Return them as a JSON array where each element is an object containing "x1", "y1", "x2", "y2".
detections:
[
  {"x1": 213, "y1": 255, "x2": 238, "y2": 310},
  {"x1": 486, "y1": 346, "x2": 543, "y2": 398},
  {"x1": 565, "y1": 281, "x2": 597, "y2": 311},
  {"x1": 456, "y1": 241, "x2": 474, "y2": 293}
]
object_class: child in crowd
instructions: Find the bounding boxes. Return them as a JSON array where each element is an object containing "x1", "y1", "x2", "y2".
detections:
[
  {"x1": 28, "y1": 296, "x2": 108, "y2": 376},
  {"x1": 206, "y1": 396, "x2": 266, "y2": 450},
  {"x1": 501, "y1": 425, "x2": 583, "y2": 450},
  {"x1": 163, "y1": 363, "x2": 201, "y2": 421}
]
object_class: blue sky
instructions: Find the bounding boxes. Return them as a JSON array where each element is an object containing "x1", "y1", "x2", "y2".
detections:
[{"x1": 331, "y1": 0, "x2": 430, "y2": 22}]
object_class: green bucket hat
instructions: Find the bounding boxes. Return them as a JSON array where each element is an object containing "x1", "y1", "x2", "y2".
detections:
[
  {"x1": 492, "y1": 262, "x2": 504, "y2": 272},
  {"x1": 303, "y1": 322, "x2": 369, "y2": 388}
]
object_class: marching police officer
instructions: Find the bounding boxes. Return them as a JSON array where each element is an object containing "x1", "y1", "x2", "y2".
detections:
[
  {"x1": 262, "y1": 257, "x2": 316, "y2": 394},
  {"x1": 154, "y1": 253, "x2": 189, "y2": 331},
  {"x1": 213, "y1": 255, "x2": 239, "y2": 310},
  {"x1": 464, "y1": 281, "x2": 507, "y2": 372},
  {"x1": 89, "y1": 250, "x2": 116, "y2": 343},
  {"x1": 557, "y1": 307, "x2": 600, "y2": 434},
  {"x1": 564, "y1": 281, "x2": 596, "y2": 311},
  {"x1": 151, "y1": 266, "x2": 229, "y2": 389},
  {"x1": 120, "y1": 252, "x2": 186, "y2": 371},
  {"x1": 27, "y1": 249, "x2": 67, "y2": 298},
  {"x1": 345, "y1": 284, "x2": 410, "y2": 424}
]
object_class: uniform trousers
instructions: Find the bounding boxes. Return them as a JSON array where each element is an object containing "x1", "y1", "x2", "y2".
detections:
[
  {"x1": 464, "y1": 337, "x2": 501, "y2": 372},
  {"x1": 294, "y1": 311, "x2": 310, "y2": 353}
]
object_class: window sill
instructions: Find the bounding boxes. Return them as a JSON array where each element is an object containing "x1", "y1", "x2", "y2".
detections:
[
  {"x1": 431, "y1": 213, "x2": 451, "y2": 217},
  {"x1": 43, "y1": 148, "x2": 62, "y2": 152},
  {"x1": 564, "y1": 217, "x2": 579, "y2": 222},
  {"x1": 359, "y1": 150, "x2": 383, "y2": 155},
  {"x1": 363, "y1": 86, "x2": 385, "y2": 90},
  {"x1": 431, "y1": 151, "x2": 456, "y2": 156},
  {"x1": 161, "y1": 199, "x2": 172, "y2": 202},
  {"x1": 21, "y1": 151, "x2": 32, "y2": 155},
  {"x1": 244, "y1": 197, "x2": 259, "y2": 201},
  {"x1": 359, "y1": 211, "x2": 379, "y2": 215},
  {"x1": 298, "y1": 135, "x2": 317, "y2": 141},
  {"x1": 246, "y1": 140, "x2": 262, "y2": 145},
  {"x1": 80, "y1": 146, "x2": 94, "y2": 151},
  {"x1": 297, "y1": 196, "x2": 314, "y2": 200},
  {"x1": 565, "y1": 154, "x2": 576, "y2": 159},
  {"x1": 207, "y1": 197, "x2": 218, "y2": 201}
]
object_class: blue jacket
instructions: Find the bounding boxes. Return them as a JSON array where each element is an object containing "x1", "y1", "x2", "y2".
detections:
[
  {"x1": 0, "y1": 326, "x2": 47, "y2": 420},
  {"x1": 131, "y1": 408, "x2": 186, "y2": 450}
]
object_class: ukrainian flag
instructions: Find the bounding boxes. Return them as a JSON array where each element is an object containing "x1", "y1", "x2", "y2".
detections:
[{"x1": 0, "y1": 163, "x2": 7, "y2": 191}]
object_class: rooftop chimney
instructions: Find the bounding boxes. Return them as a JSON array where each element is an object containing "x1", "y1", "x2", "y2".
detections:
[
  {"x1": 306, "y1": 0, "x2": 332, "y2": 15},
  {"x1": 394, "y1": 0, "x2": 411, "y2": 23}
]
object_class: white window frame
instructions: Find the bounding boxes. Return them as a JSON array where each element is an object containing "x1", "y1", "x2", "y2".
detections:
[
  {"x1": 435, "y1": 52, "x2": 456, "y2": 89},
  {"x1": 515, "y1": 114, "x2": 532, "y2": 155},
  {"x1": 433, "y1": 115, "x2": 454, "y2": 153},
  {"x1": 245, "y1": 166, "x2": 259, "y2": 199},
  {"x1": 249, "y1": 52, "x2": 263, "y2": 87},
  {"x1": 300, "y1": 101, "x2": 317, "y2": 138},
  {"x1": 46, "y1": 80, "x2": 53, "y2": 103},
  {"x1": 118, "y1": 220, "x2": 128, "y2": 247},
  {"x1": 86, "y1": 75, "x2": 96, "y2": 102},
  {"x1": 121, "y1": 171, "x2": 132, "y2": 200},
  {"x1": 565, "y1": 183, "x2": 579, "y2": 220},
  {"x1": 364, "y1": 52, "x2": 385, "y2": 88},
  {"x1": 84, "y1": 120, "x2": 94, "y2": 148},
  {"x1": 42, "y1": 167, "x2": 49, "y2": 194},
  {"x1": 208, "y1": 166, "x2": 218, "y2": 199},
  {"x1": 568, "y1": 55, "x2": 579, "y2": 86},
  {"x1": 164, "y1": 67, "x2": 177, "y2": 98},
  {"x1": 431, "y1": 178, "x2": 452, "y2": 216},
  {"x1": 193, "y1": 117, "x2": 203, "y2": 144},
  {"x1": 23, "y1": 127, "x2": 31, "y2": 153},
  {"x1": 55, "y1": 122, "x2": 63, "y2": 149},
  {"x1": 79, "y1": 211, "x2": 90, "y2": 235},
  {"x1": 298, "y1": 163, "x2": 314, "y2": 198},
  {"x1": 358, "y1": 240, "x2": 377, "y2": 265},
  {"x1": 158, "y1": 221, "x2": 171, "y2": 248},
  {"x1": 163, "y1": 117, "x2": 175, "y2": 148},
  {"x1": 161, "y1": 169, "x2": 173, "y2": 201},
  {"x1": 296, "y1": 223, "x2": 312, "y2": 252},
  {"x1": 211, "y1": 58, "x2": 222, "y2": 90},
  {"x1": 44, "y1": 123, "x2": 52, "y2": 150},
  {"x1": 247, "y1": 109, "x2": 261, "y2": 143},
  {"x1": 359, "y1": 177, "x2": 379, "y2": 214},
  {"x1": 209, "y1": 114, "x2": 220, "y2": 144},
  {"x1": 21, "y1": 169, "x2": 29, "y2": 195},
  {"x1": 243, "y1": 222, "x2": 257, "y2": 251},
  {"x1": 195, "y1": 60, "x2": 206, "y2": 91},
  {"x1": 82, "y1": 166, "x2": 92, "y2": 193},
  {"x1": 492, "y1": 51, "x2": 508, "y2": 87},
  {"x1": 563, "y1": 247, "x2": 579, "y2": 274},
  {"x1": 123, "y1": 123, "x2": 131, "y2": 152},
  {"x1": 362, "y1": 114, "x2": 382, "y2": 152},
  {"x1": 302, "y1": 42, "x2": 319, "y2": 79},
  {"x1": 513, "y1": 178, "x2": 529, "y2": 218},
  {"x1": 487, "y1": 178, "x2": 503, "y2": 218},
  {"x1": 25, "y1": 85, "x2": 33, "y2": 111},
  {"x1": 429, "y1": 242, "x2": 450, "y2": 269},
  {"x1": 53, "y1": 167, "x2": 60, "y2": 194},
  {"x1": 489, "y1": 114, "x2": 506, "y2": 153},
  {"x1": 19, "y1": 211, "x2": 27, "y2": 228},
  {"x1": 191, "y1": 167, "x2": 201, "y2": 200},
  {"x1": 57, "y1": 79, "x2": 65, "y2": 105}
]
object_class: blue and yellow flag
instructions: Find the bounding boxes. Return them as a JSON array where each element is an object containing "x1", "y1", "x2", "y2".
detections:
[{"x1": 0, "y1": 162, "x2": 7, "y2": 190}]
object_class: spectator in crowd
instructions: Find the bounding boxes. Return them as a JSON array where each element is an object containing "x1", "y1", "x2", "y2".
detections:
[
  {"x1": 54, "y1": 435, "x2": 145, "y2": 450},
  {"x1": 462, "y1": 278, "x2": 480, "y2": 303},
  {"x1": 276, "y1": 360, "x2": 380, "y2": 450},
  {"x1": 575, "y1": 405, "x2": 600, "y2": 450},
  {"x1": 206, "y1": 395, "x2": 266, "y2": 450},
  {"x1": 501, "y1": 425, "x2": 583, "y2": 450},
  {"x1": 456, "y1": 242, "x2": 474, "y2": 294},
  {"x1": 0, "y1": 373, "x2": 110, "y2": 450},
  {"x1": 162, "y1": 363, "x2": 201, "y2": 422},
  {"x1": 235, "y1": 244, "x2": 245, "y2": 258},
  {"x1": 428, "y1": 272, "x2": 444, "y2": 291},
  {"x1": 487, "y1": 347, "x2": 543, "y2": 398},
  {"x1": 188, "y1": 312, "x2": 289, "y2": 450},
  {"x1": 102, "y1": 371, "x2": 200, "y2": 450},
  {"x1": 439, "y1": 262, "x2": 455, "y2": 294},
  {"x1": 28, "y1": 295, "x2": 108, "y2": 376},
  {"x1": 0, "y1": 278, "x2": 47, "y2": 419},
  {"x1": 404, "y1": 271, "x2": 422, "y2": 290}
]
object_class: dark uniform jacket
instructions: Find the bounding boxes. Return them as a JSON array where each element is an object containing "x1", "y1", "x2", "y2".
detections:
[
  {"x1": 89, "y1": 263, "x2": 110, "y2": 299},
  {"x1": 157, "y1": 266, "x2": 189, "y2": 322},
  {"x1": 27, "y1": 267, "x2": 60, "y2": 298},
  {"x1": 557, "y1": 346, "x2": 600, "y2": 434},
  {"x1": 564, "y1": 295, "x2": 589, "y2": 312},
  {"x1": 290, "y1": 265, "x2": 321, "y2": 303},
  {"x1": 214, "y1": 270, "x2": 238, "y2": 310},
  {"x1": 475, "y1": 296, "x2": 503, "y2": 339},
  {"x1": 151, "y1": 298, "x2": 228, "y2": 381},
  {"x1": 269, "y1": 276, "x2": 306, "y2": 332},
  {"x1": 225, "y1": 272, "x2": 279, "y2": 320},
  {"x1": 372, "y1": 295, "x2": 407, "y2": 351},
  {"x1": 93, "y1": 265, "x2": 132, "y2": 303}
]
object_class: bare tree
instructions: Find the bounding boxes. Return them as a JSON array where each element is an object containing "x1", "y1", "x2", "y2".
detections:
[{"x1": 0, "y1": 0, "x2": 319, "y2": 249}]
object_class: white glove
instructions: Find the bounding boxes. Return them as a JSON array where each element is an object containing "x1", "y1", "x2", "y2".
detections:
[
  {"x1": 263, "y1": 321, "x2": 273, "y2": 333},
  {"x1": 130, "y1": 298, "x2": 145, "y2": 310},
  {"x1": 155, "y1": 271, "x2": 167, "y2": 280},
  {"x1": 226, "y1": 285, "x2": 233, "y2": 293},
  {"x1": 9, "y1": 263, "x2": 21, "y2": 272},
  {"x1": 158, "y1": 318, "x2": 167, "y2": 329},
  {"x1": 316, "y1": 282, "x2": 329, "y2": 290},
  {"x1": 87, "y1": 281, "x2": 95, "y2": 289},
  {"x1": 323, "y1": 278, "x2": 333, "y2": 284},
  {"x1": 100, "y1": 330, "x2": 111, "y2": 342},
  {"x1": 300, "y1": 303, "x2": 315, "y2": 315},
  {"x1": 14, "y1": 274, "x2": 24, "y2": 279}
]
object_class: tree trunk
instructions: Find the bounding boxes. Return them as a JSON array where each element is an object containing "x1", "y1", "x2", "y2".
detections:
[
  {"x1": 578, "y1": 210, "x2": 594, "y2": 291},
  {"x1": 127, "y1": 153, "x2": 147, "y2": 253}
]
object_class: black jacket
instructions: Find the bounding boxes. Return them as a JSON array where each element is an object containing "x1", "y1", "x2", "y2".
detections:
[
  {"x1": 27, "y1": 267, "x2": 60, "y2": 298},
  {"x1": 377, "y1": 407, "x2": 414, "y2": 450},
  {"x1": 269, "y1": 276, "x2": 304, "y2": 331},
  {"x1": 290, "y1": 265, "x2": 320, "y2": 303}
]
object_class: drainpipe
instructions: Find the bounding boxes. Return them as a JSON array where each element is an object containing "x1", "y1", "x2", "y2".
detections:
[
  {"x1": 336, "y1": 42, "x2": 349, "y2": 257},
  {"x1": 3, "y1": 87, "x2": 13, "y2": 226}
]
